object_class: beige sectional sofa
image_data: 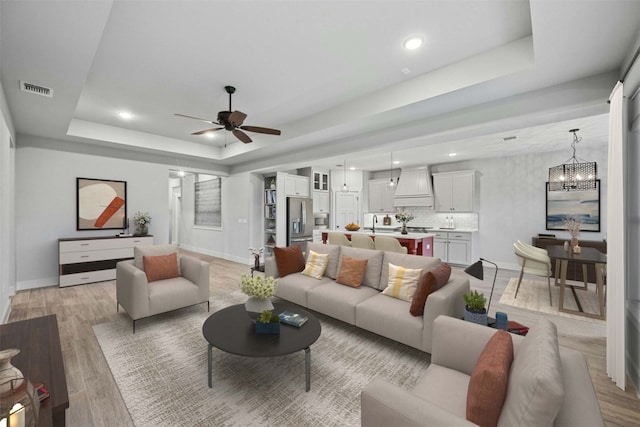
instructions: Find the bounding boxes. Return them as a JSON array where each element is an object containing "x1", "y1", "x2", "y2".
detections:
[
  {"x1": 361, "y1": 315, "x2": 604, "y2": 426},
  {"x1": 264, "y1": 242, "x2": 469, "y2": 353}
]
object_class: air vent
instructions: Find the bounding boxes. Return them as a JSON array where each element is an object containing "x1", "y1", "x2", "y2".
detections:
[
  {"x1": 502, "y1": 136, "x2": 517, "y2": 142},
  {"x1": 20, "y1": 80, "x2": 53, "y2": 98}
]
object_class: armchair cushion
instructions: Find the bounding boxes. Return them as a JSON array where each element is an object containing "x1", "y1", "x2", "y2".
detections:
[
  {"x1": 143, "y1": 253, "x2": 179, "y2": 282},
  {"x1": 134, "y1": 243, "x2": 179, "y2": 271}
]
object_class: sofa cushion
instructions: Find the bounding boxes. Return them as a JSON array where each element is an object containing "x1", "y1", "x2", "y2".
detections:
[
  {"x1": 143, "y1": 253, "x2": 179, "y2": 282},
  {"x1": 381, "y1": 263, "x2": 422, "y2": 301},
  {"x1": 413, "y1": 364, "x2": 471, "y2": 417},
  {"x1": 336, "y1": 255, "x2": 368, "y2": 288},
  {"x1": 379, "y1": 252, "x2": 441, "y2": 291},
  {"x1": 467, "y1": 330, "x2": 514, "y2": 427},
  {"x1": 273, "y1": 246, "x2": 305, "y2": 277},
  {"x1": 308, "y1": 282, "x2": 379, "y2": 324},
  {"x1": 302, "y1": 250, "x2": 329, "y2": 279},
  {"x1": 134, "y1": 243, "x2": 179, "y2": 271},
  {"x1": 497, "y1": 318, "x2": 564, "y2": 427},
  {"x1": 410, "y1": 264, "x2": 452, "y2": 316},
  {"x1": 338, "y1": 246, "x2": 384, "y2": 289},
  {"x1": 306, "y1": 242, "x2": 341, "y2": 279},
  {"x1": 148, "y1": 276, "x2": 200, "y2": 316},
  {"x1": 274, "y1": 272, "x2": 334, "y2": 307}
]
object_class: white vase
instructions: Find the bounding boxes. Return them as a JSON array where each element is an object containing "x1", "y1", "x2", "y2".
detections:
[
  {"x1": 245, "y1": 296, "x2": 274, "y2": 322},
  {"x1": 0, "y1": 348, "x2": 24, "y2": 395}
]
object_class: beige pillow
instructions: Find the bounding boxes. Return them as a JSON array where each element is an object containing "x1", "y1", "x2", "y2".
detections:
[
  {"x1": 336, "y1": 255, "x2": 368, "y2": 288},
  {"x1": 381, "y1": 263, "x2": 422, "y2": 301},
  {"x1": 302, "y1": 250, "x2": 330, "y2": 279}
]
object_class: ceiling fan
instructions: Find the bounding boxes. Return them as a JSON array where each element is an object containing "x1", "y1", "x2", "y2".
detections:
[{"x1": 175, "y1": 85, "x2": 281, "y2": 144}]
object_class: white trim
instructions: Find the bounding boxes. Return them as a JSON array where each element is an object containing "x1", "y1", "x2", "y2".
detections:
[
  {"x1": 16, "y1": 277, "x2": 58, "y2": 291},
  {"x1": 178, "y1": 243, "x2": 249, "y2": 265}
]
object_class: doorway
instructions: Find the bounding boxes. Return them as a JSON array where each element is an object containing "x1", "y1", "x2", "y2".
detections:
[{"x1": 334, "y1": 192, "x2": 360, "y2": 230}]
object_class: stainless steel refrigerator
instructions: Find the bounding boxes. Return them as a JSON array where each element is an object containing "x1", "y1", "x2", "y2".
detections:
[{"x1": 287, "y1": 197, "x2": 313, "y2": 251}]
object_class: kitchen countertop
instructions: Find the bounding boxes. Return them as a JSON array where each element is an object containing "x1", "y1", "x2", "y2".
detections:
[
  {"x1": 340, "y1": 230, "x2": 436, "y2": 239},
  {"x1": 362, "y1": 227, "x2": 478, "y2": 233}
]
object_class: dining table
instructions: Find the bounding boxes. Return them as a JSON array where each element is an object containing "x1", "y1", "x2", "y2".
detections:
[{"x1": 546, "y1": 245, "x2": 606, "y2": 320}]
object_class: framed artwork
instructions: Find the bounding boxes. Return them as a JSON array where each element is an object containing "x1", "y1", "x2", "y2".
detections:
[
  {"x1": 546, "y1": 180, "x2": 600, "y2": 232},
  {"x1": 77, "y1": 178, "x2": 127, "y2": 230}
]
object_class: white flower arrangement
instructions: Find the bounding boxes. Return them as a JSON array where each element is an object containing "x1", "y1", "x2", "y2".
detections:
[
  {"x1": 395, "y1": 212, "x2": 415, "y2": 224},
  {"x1": 133, "y1": 211, "x2": 151, "y2": 227},
  {"x1": 240, "y1": 274, "x2": 277, "y2": 300},
  {"x1": 563, "y1": 216, "x2": 582, "y2": 239},
  {"x1": 248, "y1": 247, "x2": 264, "y2": 257}
]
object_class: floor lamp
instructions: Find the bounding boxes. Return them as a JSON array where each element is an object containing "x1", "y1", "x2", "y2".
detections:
[{"x1": 464, "y1": 258, "x2": 498, "y2": 325}]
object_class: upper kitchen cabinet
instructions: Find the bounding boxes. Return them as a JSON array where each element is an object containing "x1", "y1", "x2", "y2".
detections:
[
  {"x1": 284, "y1": 174, "x2": 310, "y2": 197},
  {"x1": 313, "y1": 170, "x2": 329, "y2": 192},
  {"x1": 432, "y1": 170, "x2": 475, "y2": 212},
  {"x1": 368, "y1": 179, "x2": 395, "y2": 213}
]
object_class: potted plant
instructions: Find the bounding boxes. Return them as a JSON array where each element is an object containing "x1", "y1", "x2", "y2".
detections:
[
  {"x1": 133, "y1": 211, "x2": 151, "y2": 236},
  {"x1": 463, "y1": 290, "x2": 488, "y2": 326},
  {"x1": 255, "y1": 309, "x2": 280, "y2": 335},
  {"x1": 395, "y1": 212, "x2": 415, "y2": 234},
  {"x1": 240, "y1": 274, "x2": 277, "y2": 321}
]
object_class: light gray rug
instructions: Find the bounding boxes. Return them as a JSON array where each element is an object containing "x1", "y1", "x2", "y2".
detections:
[{"x1": 93, "y1": 291, "x2": 430, "y2": 426}]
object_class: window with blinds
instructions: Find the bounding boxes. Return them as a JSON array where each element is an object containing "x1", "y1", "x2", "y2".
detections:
[{"x1": 194, "y1": 177, "x2": 221, "y2": 227}]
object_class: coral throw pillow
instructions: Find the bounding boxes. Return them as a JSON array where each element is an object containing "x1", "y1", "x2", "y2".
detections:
[
  {"x1": 381, "y1": 263, "x2": 423, "y2": 301},
  {"x1": 302, "y1": 250, "x2": 330, "y2": 279},
  {"x1": 273, "y1": 246, "x2": 305, "y2": 277},
  {"x1": 143, "y1": 253, "x2": 179, "y2": 282},
  {"x1": 336, "y1": 255, "x2": 368, "y2": 288},
  {"x1": 466, "y1": 330, "x2": 514, "y2": 427},
  {"x1": 410, "y1": 263, "x2": 452, "y2": 316}
]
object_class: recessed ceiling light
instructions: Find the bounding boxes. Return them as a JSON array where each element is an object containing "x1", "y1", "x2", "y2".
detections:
[
  {"x1": 178, "y1": 170, "x2": 185, "y2": 177},
  {"x1": 349, "y1": 166, "x2": 356, "y2": 171},
  {"x1": 401, "y1": 68, "x2": 411, "y2": 75},
  {"x1": 205, "y1": 132, "x2": 215, "y2": 139},
  {"x1": 393, "y1": 160, "x2": 400, "y2": 164},
  {"x1": 118, "y1": 111, "x2": 133, "y2": 120},
  {"x1": 449, "y1": 153, "x2": 457, "y2": 157},
  {"x1": 403, "y1": 35, "x2": 424, "y2": 50}
]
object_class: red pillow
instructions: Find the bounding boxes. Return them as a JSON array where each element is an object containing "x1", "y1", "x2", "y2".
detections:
[
  {"x1": 410, "y1": 264, "x2": 452, "y2": 316},
  {"x1": 143, "y1": 253, "x2": 179, "y2": 282},
  {"x1": 336, "y1": 255, "x2": 368, "y2": 288},
  {"x1": 273, "y1": 246, "x2": 305, "y2": 277},
  {"x1": 466, "y1": 330, "x2": 514, "y2": 427}
]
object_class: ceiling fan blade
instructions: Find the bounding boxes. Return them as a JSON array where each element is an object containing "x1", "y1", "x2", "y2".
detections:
[
  {"x1": 174, "y1": 113, "x2": 218, "y2": 125},
  {"x1": 191, "y1": 128, "x2": 223, "y2": 136},
  {"x1": 233, "y1": 129, "x2": 253, "y2": 144},
  {"x1": 240, "y1": 125, "x2": 281, "y2": 136},
  {"x1": 228, "y1": 110, "x2": 247, "y2": 126}
]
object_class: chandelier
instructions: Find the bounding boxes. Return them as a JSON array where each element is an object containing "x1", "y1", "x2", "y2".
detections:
[{"x1": 548, "y1": 129, "x2": 597, "y2": 191}]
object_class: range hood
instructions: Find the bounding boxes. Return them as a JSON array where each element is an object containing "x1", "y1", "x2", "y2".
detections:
[{"x1": 393, "y1": 167, "x2": 434, "y2": 208}]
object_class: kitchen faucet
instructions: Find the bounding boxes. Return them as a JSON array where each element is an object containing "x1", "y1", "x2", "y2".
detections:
[{"x1": 372, "y1": 215, "x2": 378, "y2": 233}]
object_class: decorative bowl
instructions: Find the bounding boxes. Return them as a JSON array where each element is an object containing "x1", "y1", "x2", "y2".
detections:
[{"x1": 345, "y1": 226, "x2": 360, "y2": 231}]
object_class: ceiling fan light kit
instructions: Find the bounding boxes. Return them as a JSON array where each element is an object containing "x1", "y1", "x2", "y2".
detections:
[
  {"x1": 548, "y1": 129, "x2": 597, "y2": 191},
  {"x1": 175, "y1": 86, "x2": 281, "y2": 144}
]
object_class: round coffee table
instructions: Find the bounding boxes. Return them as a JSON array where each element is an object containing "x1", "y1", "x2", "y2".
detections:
[{"x1": 202, "y1": 302, "x2": 321, "y2": 392}]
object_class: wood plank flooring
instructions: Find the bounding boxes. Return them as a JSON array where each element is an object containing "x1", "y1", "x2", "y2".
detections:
[{"x1": 6, "y1": 251, "x2": 640, "y2": 426}]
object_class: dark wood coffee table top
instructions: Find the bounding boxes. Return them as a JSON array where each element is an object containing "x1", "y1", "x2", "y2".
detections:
[{"x1": 202, "y1": 302, "x2": 321, "y2": 357}]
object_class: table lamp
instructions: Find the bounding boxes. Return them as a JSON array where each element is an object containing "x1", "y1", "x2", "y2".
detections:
[{"x1": 464, "y1": 258, "x2": 499, "y2": 326}]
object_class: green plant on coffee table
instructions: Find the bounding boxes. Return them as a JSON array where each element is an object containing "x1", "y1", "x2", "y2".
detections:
[
  {"x1": 257, "y1": 309, "x2": 280, "y2": 324},
  {"x1": 463, "y1": 290, "x2": 487, "y2": 312},
  {"x1": 240, "y1": 274, "x2": 277, "y2": 299}
]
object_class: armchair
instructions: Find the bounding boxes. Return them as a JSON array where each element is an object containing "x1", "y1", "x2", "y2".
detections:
[{"x1": 116, "y1": 244, "x2": 210, "y2": 332}]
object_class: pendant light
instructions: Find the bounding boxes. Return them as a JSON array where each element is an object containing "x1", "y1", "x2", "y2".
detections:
[
  {"x1": 341, "y1": 160, "x2": 349, "y2": 192},
  {"x1": 548, "y1": 129, "x2": 597, "y2": 191},
  {"x1": 386, "y1": 152, "x2": 396, "y2": 190}
]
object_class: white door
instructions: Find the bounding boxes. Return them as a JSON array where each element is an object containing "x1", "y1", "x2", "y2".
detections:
[{"x1": 334, "y1": 192, "x2": 360, "y2": 230}]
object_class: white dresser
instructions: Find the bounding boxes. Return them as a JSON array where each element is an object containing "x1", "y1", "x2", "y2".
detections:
[{"x1": 58, "y1": 235, "x2": 153, "y2": 287}]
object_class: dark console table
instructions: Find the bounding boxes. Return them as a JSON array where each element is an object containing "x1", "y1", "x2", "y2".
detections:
[
  {"x1": 0, "y1": 315, "x2": 69, "y2": 426},
  {"x1": 532, "y1": 236, "x2": 606, "y2": 283}
]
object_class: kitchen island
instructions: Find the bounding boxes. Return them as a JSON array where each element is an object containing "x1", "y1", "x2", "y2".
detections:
[{"x1": 321, "y1": 231, "x2": 434, "y2": 256}]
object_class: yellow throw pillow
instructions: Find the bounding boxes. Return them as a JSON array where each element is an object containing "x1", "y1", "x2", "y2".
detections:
[
  {"x1": 302, "y1": 250, "x2": 330, "y2": 279},
  {"x1": 381, "y1": 263, "x2": 423, "y2": 301}
]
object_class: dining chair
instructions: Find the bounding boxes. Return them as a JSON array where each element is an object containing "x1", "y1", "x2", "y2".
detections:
[
  {"x1": 328, "y1": 232, "x2": 352, "y2": 247},
  {"x1": 351, "y1": 234, "x2": 376, "y2": 250},
  {"x1": 513, "y1": 240, "x2": 553, "y2": 306},
  {"x1": 374, "y1": 236, "x2": 408, "y2": 253}
]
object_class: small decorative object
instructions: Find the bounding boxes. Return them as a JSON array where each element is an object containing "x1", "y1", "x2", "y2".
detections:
[
  {"x1": 240, "y1": 274, "x2": 277, "y2": 321},
  {"x1": 345, "y1": 222, "x2": 360, "y2": 231},
  {"x1": 0, "y1": 350, "x2": 23, "y2": 396},
  {"x1": 563, "y1": 216, "x2": 582, "y2": 249},
  {"x1": 0, "y1": 376, "x2": 40, "y2": 427},
  {"x1": 249, "y1": 247, "x2": 264, "y2": 270},
  {"x1": 572, "y1": 245, "x2": 582, "y2": 254},
  {"x1": 383, "y1": 215, "x2": 391, "y2": 226},
  {"x1": 132, "y1": 211, "x2": 151, "y2": 236},
  {"x1": 463, "y1": 290, "x2": 488, "y2": 326},
  {"x1": 255, "y1": 310, "x2": 280, "y2": 335},
  {"x1": 395, "y1": 212, "x2": 415, "y2": 235},
  {"x1": 563, "y1": 241, "x2": 570, "y2": 251},
  {"x1": 495, "y1": 312, "x2": 508, "y2": 330},
  {"x1": 269, "y1": 178, "x2": 276, "y2": 189}
]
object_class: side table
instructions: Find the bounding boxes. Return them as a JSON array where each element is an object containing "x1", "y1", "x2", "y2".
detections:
[{"x1": 250, "y1": 264, "x2": 265, "y2": 277}]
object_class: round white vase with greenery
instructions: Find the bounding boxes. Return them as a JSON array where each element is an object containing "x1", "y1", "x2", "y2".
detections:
[{"x1": 240, "y1": 274, "x2": 277, "y2": 322}]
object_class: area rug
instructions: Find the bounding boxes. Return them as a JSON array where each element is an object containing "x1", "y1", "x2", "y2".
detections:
[
  {"x1": 498, "y1": 277, "x2": 605, "y2": 324},
  {"x1": 93, "y1": 291, "x2": 430, "y2": 426}
]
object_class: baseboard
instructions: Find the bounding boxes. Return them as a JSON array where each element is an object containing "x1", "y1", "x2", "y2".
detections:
[
  {"x1": 178, "y1": 244, "x2": 250, "y2": 265},
  {"x1": 17, "y1": 276, "x2": 58, "y2": 291}
]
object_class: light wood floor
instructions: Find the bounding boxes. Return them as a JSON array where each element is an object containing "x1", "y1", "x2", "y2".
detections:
[{"x1": 7, "y1": 251, "x2": 640, "y2": 426}]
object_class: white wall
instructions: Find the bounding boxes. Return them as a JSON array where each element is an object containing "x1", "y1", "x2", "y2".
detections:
[
  {"x1": 0, "y1": 90, "x2": 15, "y2": 321},
  {"x1": 429, "y1": 143, "x2": 608, "y2": 271},
  {"x1": 15, "y1": 146, "x2": 172, "y2": 289}
]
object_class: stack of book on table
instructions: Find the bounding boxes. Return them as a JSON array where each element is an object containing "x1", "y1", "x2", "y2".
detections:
[
  {"x1": 279, "y1": 311, "x2": 308, "y2": 327},
  {"x1": 507, "y1": 320, "x2": 529, "y2": 336}
]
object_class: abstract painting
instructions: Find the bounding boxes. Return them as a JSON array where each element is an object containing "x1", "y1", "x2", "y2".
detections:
[
  {"x1": 546, "y1": 180, "x2": 600, "y2": 232},
  {"x1": 77, "y1": 178, "x2": 127, "y2": 230}
]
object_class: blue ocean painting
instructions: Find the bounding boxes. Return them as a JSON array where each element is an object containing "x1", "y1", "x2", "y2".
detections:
[{"x1": 546, "y1": 187, "x2": 600, "y2": 231}]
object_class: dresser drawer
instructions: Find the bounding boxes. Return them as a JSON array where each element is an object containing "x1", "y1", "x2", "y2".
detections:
[
  {"x1": 59, "y1": 269, "x2": 116, "y2": 287},
  {"x1": 60, "y1": 248, "x2": 133, "y2": 264}
]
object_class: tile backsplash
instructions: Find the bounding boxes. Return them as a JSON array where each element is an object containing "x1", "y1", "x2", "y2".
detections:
[{"x1": 398, "y1": 207, "x2": 479, "y2": 230}]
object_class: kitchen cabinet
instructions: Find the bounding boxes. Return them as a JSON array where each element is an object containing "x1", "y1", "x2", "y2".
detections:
[
  {"x1": 313, "y1": 170, "x2": 329, "y2": 191},
  {"x1": 433, "y1": 231, "x2": 471, "y2": 265},
  {"x1": 284, "y1": 174, "x2": 310, "y2": 197},
  {"x1": 368, "y1": 179, "x2": 395, "y2": 213},
  {"x1": 312, "y1": 191, "x2": 330, "y2": 213},
  {"x1": 433, "y1": 170, "x2": 475, "y2": 212}
]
